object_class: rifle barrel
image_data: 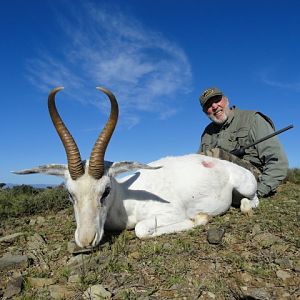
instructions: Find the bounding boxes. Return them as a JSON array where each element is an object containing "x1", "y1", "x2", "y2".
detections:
[{"x1": 241, "y1": 124, "x2": 294, "y2": 150}]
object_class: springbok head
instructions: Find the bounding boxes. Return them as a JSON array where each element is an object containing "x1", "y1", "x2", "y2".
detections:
[{"x1": 14, "y1": 87, "x2": 156, "y2": 248}]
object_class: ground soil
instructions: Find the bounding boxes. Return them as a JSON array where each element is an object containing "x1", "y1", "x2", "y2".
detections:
[{"x1": 0, "y1": 182, "x2": 299, "y2": 299}]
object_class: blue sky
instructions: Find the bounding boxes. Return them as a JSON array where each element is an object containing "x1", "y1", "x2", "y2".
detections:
[{"x1": 1, "y1": 0, "x2": 299, "y2": 185}]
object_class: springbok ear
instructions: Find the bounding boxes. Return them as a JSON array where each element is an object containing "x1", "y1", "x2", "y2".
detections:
[
  {"x1": 12, "y1": 164, "x2": 68, "y2": 177},
  {"x1": 105, "y1": 161, "x2": 161, "y2": 177}
]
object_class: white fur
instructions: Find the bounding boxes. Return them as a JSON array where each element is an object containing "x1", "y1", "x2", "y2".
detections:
[{"x1": 14, "y1": 153, "x2": 259, "y2": 248}]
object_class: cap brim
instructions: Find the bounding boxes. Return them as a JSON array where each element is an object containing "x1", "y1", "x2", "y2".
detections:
[{"x1": 201, "y1": 92, "x2": 223, "y2": 107}]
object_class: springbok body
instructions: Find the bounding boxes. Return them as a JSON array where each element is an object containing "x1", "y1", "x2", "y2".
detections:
[{"x1": 14, "y1": 87, "x2": 259, "y2": 248}]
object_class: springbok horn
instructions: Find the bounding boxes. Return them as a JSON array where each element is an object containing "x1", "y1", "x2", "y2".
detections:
[
  {"x1": 48, "y1": 87, "x2": 84, "y2": 180},
  {"x1": 88, "y1": 87, "x2": 119, "y2": 179}
]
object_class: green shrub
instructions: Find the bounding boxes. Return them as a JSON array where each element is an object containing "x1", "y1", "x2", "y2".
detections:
[
  {"x1": 285, "y1": 168, "x2": 300, "y2": 184},
  {"x1": 0, "y1": 185, "x2": 70, "y2": 219}
]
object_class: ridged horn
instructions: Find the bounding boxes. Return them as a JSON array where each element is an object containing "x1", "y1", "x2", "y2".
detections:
[
  {"x1": 88, "y1": 87, "x2": 119, "y2": 179},
  {"x1": 48, "y1": 87, "x2": 84, "y2": 180}
]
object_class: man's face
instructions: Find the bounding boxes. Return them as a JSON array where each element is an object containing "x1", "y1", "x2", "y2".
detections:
[{"x1": 203, "y1": 95, "x2": 230, "y2": 124}]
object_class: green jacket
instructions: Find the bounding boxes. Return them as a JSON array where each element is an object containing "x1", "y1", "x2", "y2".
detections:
[{"x1": 199, "y1": 107, "x2": 288, "y2": 197}]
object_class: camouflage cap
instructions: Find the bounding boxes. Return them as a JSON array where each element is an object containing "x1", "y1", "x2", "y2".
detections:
[{"x1": 199, "y1": 87, "x2": 223, "y2": 107}]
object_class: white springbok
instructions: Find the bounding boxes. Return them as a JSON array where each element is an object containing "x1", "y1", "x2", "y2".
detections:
[{"x1": 14, "y1": 87, "x2": 259, "y2": 248}]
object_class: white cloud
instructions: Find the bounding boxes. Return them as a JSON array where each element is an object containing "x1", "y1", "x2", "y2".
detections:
[
  {"x1": 261, "y1": 76, "x2": 300, "y2": 92},
  {"x1": 26, "y1": 2, "x2": 192, "y2": 127},
  {"x1": 259, "y1": 67, "x2": 300, "y2": 92}
]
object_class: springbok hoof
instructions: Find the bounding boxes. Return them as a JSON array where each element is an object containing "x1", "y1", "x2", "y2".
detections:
[
  {"x1": 193, "y1": 213, "x2": 210, "y2": 226},
  {"x1": 240, "y1": 198, "x2": 253, "y2": 216}
]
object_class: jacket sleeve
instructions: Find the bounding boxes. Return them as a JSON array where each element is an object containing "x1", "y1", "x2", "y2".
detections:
[
  {"x1": 197, "y1": 134, "x2": 204, "y2": 154},
  {"x1": 250, "y1": 114, "x2": 288, "y2": 197},
  {"x1": 197, "y1": 128, "x2": 210, "y2": 154}
]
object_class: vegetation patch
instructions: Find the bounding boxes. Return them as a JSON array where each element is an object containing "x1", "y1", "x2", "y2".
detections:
[
  {"x1": 0, "y1": 171, "x2": 299, "y2": 299},
  {"x1": 0, "y1": 185, "x2": 70, "y2": 219}
]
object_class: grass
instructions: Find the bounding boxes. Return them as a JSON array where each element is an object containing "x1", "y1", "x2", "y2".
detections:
[{"x1": 0, "y1": 170, "x2": 299, "y2": 299}]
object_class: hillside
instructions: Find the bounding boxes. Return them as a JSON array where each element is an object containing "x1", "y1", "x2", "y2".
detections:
[{"x1": 0, "y1": 172, "x2": 299, "y2": 299}]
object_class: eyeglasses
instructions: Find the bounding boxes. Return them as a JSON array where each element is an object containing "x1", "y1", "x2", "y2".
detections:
[{"x1": 203, "y1": 95, "x2": 223, "y2": 112}]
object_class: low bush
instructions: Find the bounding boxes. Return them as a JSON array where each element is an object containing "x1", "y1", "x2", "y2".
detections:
[
  {"x1": 285, "y1": 168, "x2": 300, "y2": 184},
  {"x1": 0, "y1": 185, "x2": 70, "y2": 219}
]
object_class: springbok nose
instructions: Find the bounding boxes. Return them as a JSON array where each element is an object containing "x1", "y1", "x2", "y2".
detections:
[{"x1": 75, "y1": 230, "x2": 97, "y2": 248}]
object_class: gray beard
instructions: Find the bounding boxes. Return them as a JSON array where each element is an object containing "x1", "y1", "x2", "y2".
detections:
[{"x1": 209, "y1": 107, "x2": 231, "y2": 124}]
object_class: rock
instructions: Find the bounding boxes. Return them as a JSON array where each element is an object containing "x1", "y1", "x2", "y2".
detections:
[
  {"x1": 251, "y1": 224, "x2": 261, "y2": 235},
  {"x1": 67, "y1": 240, "x2": 77, "y2": 254},
  {"x1": 252, "y1": 232, "x2": 281, "y2": 248},
  {"x1": 206, "y1": 291, "x2": 216, "y2": 299},
  {"x1": 83, "y1": 284, "x2": 112, "y2": 299},
  {"x1": 279, "y1": 291, "x2": 292, "y2": 298},
  {"x1": 276, "y1": 270, "x2": 292, "y2": 280},
  {"x1": 242, "y1": 287, "x2": 271, "y2": 300},
  {"x1": 48, "y1": 284, "x2": 76, "y2": 299},
  {"x1": 48, "y1": 245, "x2": 62, "y2": 260},
  {"x1": 0, "y1": 232, "x2": 26, "y2": 244},
  {"x1": 273, "y1": 288, "x2": 293, "y2": 299},
  {"x1": 27, "y1": 233, "x2": 49, "y2": 271},
  {"x1": 0, "y1": 254, "x2": 28, "y2": 270},
  {"x1": 67, "y1": 254, "x2": 91, "y2": 268},
  {"x1": 67, "y1": 240, "x2": 94, "y2": 254},
  {"x1": 162, "y1": 242, "x2": 172, "y2": 251},
  {"x1": 27, "y1": 277, "x2": 56, "y2": 288},
  {"x1": 199, "y1": 291, "x2": 216, "y2": 299},
  {"x1": 3, "y1": 275, "x2": 23, "y2": 299},
  {"x1": 207, "y1": 227, "x2": 225, "y2": 244},
  {"x1": 270, "y1": 243, "x2": 289, "y2": 254},
  {"x1": 294, "y1": 260, "x2": 300, "y2": 272},
  {"x1": 275, "y1": 258, "x2": 293, "y2": 269},
  {"x1": 67, "y1": 254, "x2": 96, "y2": 275},
  {"x1": 67, "y1": 253, "x2": 107, "y2": 275},
  {"x1": 240, "y1": 272, "x2": 253, "y2": 283},
  {"x1": 27, "y1": 233, "x2": 47, "y2": 249},
  {"x1": 68, "y1": 274, "x2": 81, "y2": 284}
]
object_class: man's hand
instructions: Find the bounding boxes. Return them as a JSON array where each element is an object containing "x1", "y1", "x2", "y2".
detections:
[{"x1": 202, "y1": 148, "x2": 261, "y2": 180}]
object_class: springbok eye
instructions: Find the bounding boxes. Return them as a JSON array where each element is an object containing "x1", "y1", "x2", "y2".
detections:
[{"x1": 100, "y1": 187, "x2": 111, "y2": 204}]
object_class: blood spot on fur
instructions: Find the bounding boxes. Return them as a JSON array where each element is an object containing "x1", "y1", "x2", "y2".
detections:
[{"x1": 202, "y1": 161, "x2": 215, "y2": 168}]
